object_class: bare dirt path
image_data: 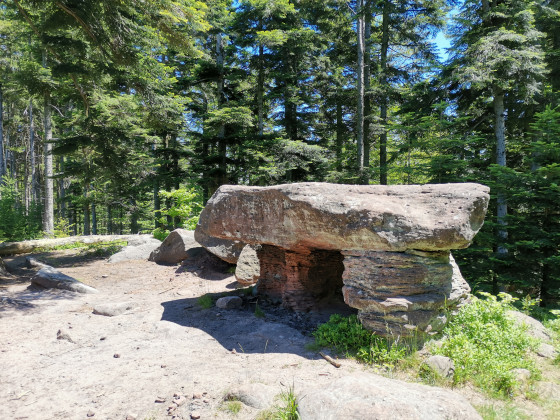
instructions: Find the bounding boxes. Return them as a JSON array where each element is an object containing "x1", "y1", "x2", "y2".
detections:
[{"x1": 0, "y1": 250, "x2": 360, "y2": 420}]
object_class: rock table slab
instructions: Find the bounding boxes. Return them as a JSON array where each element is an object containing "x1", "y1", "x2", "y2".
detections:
[{"x1": 196, "y1": 182, "x2": 489, "y2": 336}]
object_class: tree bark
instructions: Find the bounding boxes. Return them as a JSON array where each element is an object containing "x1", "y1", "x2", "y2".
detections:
[
  {"x1": 42, "y1": 51, "x2": 54, "y2": 235},
  {"x1": 0, "y1": 82, "x2": 5, "y2": 181},
  {"x1": 362, "y1": 0, "x2": 372, "y2": 185},
  {"x1": 379, "y1": 0, "x2": 390, "y2": 185},
  {"x1": 356, "y1": 0, "x2": 365, "y2": 177},
  {"x1": 494, "y1": 87, "x2": 507, "y2": 255}
]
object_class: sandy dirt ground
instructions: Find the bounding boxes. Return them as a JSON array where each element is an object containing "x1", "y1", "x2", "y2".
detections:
[{"x1": 0, "y1": 250, "x2": 362, "y2": 420}]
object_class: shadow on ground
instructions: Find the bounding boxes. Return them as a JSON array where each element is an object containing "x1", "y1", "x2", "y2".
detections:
[{"x1": 160, "y1": 293, "x2": 356, "y2": 357}]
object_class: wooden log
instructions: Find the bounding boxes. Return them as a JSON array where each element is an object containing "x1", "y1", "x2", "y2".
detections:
[
  {"x1": 319, "y1": 352, "x2": 341, "y2": 368},
  {"x1": 0, "y1": 234, "x2": 152, "y2": 256},
  {"x1": 32, "y1": 265, "x2": 98, "y2": 294}
]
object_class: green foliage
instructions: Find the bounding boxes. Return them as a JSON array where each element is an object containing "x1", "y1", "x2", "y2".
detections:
[
  {"x1": 432, "y1": 293, "x2": 539, "y2": 397},
  {"x1": 312, "y1": 314, "x2": 414, "y2": 367},
  {"x1": 52, "y1": 219, "x2": 73, "y2": 238},
  {"x1": 254, "y1": 302, "x2": 265, "y2": 318},
  {"x1": 476, "y1": 404, "x2": 530, "y2": 420},
  {"x1": 0, "y1": 177, "x2": 43, "y2": 241},
  {"x1": 156, "y1": 187, "x2": 202, "y2": 231},
  {"x1": 197, "y1": 294, "x2": 213, "y2": 309},
  {"x1": 221, "y1": 400, "x2": 242, "y2": 415}
]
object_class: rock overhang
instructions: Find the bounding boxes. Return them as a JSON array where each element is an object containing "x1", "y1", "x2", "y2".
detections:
[{"x1": 196, "y1": 182, "x2": 490, "y2": 253}]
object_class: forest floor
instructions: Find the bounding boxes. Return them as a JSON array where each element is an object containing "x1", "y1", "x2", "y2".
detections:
[{"x1": 0, "y1": 248, "x2": 558, "y2": 420}]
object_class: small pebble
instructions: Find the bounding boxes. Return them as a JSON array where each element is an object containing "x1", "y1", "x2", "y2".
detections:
[
  {"x1": 125, "y1": 414, "x2": 137, "y2": 420},
  {"x1": 190, "y1": 411, "x2": 201, "y2": 420},
  {"x1": 113, "y1": 353, "x2": 120, "y2": 358},
  {"x1": 100, "y1": 337, "x2": 106, "y2": 341},
  {"x1": 155, "y1": 396, "x2": 166, "y2": 403},
  {"x1": 174, "y1": 395, "x2": 187, "y2": 407},
  {"x1": 86, "y1": 410, "x2": 95, "y2": 417},
  {"x1": 192, "y1": 393, "x2": 202, "y2": 399}
]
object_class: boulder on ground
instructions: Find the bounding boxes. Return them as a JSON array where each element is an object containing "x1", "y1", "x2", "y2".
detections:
[
  {"x1": 297, "y1": 373, "x2": 481, "y2": 420},
  {"x1": 32, "y1": 265, "x2": 98, "y2": 294},
  {"x1": 108, "y1": 237, "x2": 161, "y2": 263},
  {"x1": 235, "y1": 244, "x2": 261, "y2": 285},
  {"x1": 194, "y1": 228, "x2": 245, "y2": 263},
  {"x1": 423, "y1": 355, "x2": 455, "y2": 379},
  {"x1": 507, "y1": 310, "x2": 552, "y2": 342},
  {"x1": 216, "y1": 296, "x2": 242, "y2": 309},
  {"x1": 149, "y1": 229, "x2": 198, "y2": 264}
]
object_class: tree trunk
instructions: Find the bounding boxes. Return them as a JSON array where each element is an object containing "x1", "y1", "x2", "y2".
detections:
[
  {"x1": 42, "y1": 51, "x2": 54, "y2": 235},
  {"x1": 83, "y1": 187, "x2": 90, "y2": 236},
  {"x1": 379, "y1": 0, "x2": 390, "y2": 185},
  {"x1": 91, "y1": 203, "x2": 97, "y2": 235},
  {"x1": 0, "y1": 82, "x2": 5, "y2": 181},
  {"x1": 29, "y1": 99, "x2": 39, "y2": 202},
  {"x1": 257, "y1": 19, "x2": 265, "y2": 137},
  {"x1": 362, "y1": 0, "x2": 372, "y2": 185},
  {"x1": 494, "y1": 88, "x2": 507, "y2": 255},
  {"x1": 336, "y1": 89, "x2": 343, "y2": 172},
  {"x1": 107, "y1": 205, "x2": 113, "y2": 234},
  {"x1": 356, "y1": 0, "x2": 365, "y2": 177},
  {"x1": 216, "y1": 33, "x2": 227, "y2": 188}
]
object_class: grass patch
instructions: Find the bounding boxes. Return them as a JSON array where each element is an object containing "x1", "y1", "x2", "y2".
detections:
[
  {"x1": 476, "y1": 404, "x2": 530, "y2": 420},
  {"x1": 197, "y1": 294, "x2": 214, "y2": 309},
  {"x1": 254, "y1": 302, "x2": 265, "y2": 318},
  {"x1": 311, "y1": 314, "x2": 417, "y2": 368},
  {"x1": 221, "y1": 400, "x2": 242, "y2": 415},
  {"x1": 255, "y1": 386, "x2": 300, "y2": 420},
  {"x1": 36, "y1": 240, "x2": 127, "y2": 257},
  {"x1": 431, "y1": 292, "x2": 539, "y2": 397}
]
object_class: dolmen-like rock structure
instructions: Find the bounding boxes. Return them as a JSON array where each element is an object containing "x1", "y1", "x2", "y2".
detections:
[{"x1": 195, "y1": 182, "x2": 489, "y2": 337}]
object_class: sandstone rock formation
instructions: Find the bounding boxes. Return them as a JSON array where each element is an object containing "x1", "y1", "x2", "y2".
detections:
[
  {"x1": 297, "y1": 373, "x2": 482, "y2": 420},
  {"x1": 194, "y1": 229, "x2": 245, "y2": 264},
  {"x1": 235, "y1": 244, "x2": 261, "y2": 285},
  {"x1": 196, "y1": 182, "x2": 489, "y2": 336},
  {"x1": 149, "y1": 229, "x2": 198, "y2": 264}
]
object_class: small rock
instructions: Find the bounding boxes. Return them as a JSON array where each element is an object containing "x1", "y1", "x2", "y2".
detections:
[
  {"x1": 423, "y1": 355, "x2": 455, "y2": 379},
  {"x1": 100, "y1": 337, "x2": 106, "y2": 341},
  {"x1": 512, "y1": 368, "x2": 531, "y2": 384},
  {"x1": 101, "y1": 275, "x2": 109, "y2": 278},
  {"x1": 161, "y1": 364, "x2": 167, "y2": 368},
  {"x1": 215, "y1": 296, "x2": 242, "y2": 309},
  {"x1": 113, "y1": 353, "x2": 120, "y2": 358},
  {"x1": 231, "y1": 349, "x2": 237, "y2": 354},
  {"x1": 537, "y1": 343, "x2": 558, "y2": 359},
  {"x1": 193, "y1": 393, "x2": 203, "y2": 399},
  {"x1": 190, "y1": 411, "x2": 201, "y2": 420},
  {"x1": 93, "y1": 302, "x2": 138, "y2": 317},
  {"x1": 57, "y1": 329, "x2": 75, "y2": 344},
  {"x1": 203, "y1": 399, "x2": 209, "y2": 404},
  {"x1": 87, "y1": 410, "x2": 95, "y2": 417},
  {"x1": 535, "y1": 381, "x2": 560, "y2": 400},
  {"x1": 174, "y1": 395, "x2": 187, "y2": 407},
  {"x1": 125, "y1": 414, "x2": 137, "y2": 420},
  {"x1": 155, "y1": 396, "x2": 167, "y2": 403}
]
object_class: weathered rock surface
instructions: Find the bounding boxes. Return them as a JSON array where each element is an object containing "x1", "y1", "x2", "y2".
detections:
[
  {"x1": 424, "y1": 355, "x2": 455, "y2": 379},
  {"x1": 196, "y1": 182, "x2": 489, "y2": 252},
  {"x1": 343, "y1": 251, "x2": 469, "y2": 335},
  {"x1": 507, "y1": 310, "x2": 552, "y2": 342},
  {"x1": 537, "y1": 343, "x2": 558, "y2": 359},
  {"x1": 108, "y1": 237, "x2": 162, "y2": 263},
  {"x1": 297, "y1": 373, "x2": 481, "y2": 420},
  {"x1": 32, "y1": 266, "x2": 98, "y2": 294},
  {"x1": 93, "y1": 302, "x2": 138, "y2": 317},
  {"x1": 215, "y1": 296, "x2": 243, "y2": 309},
  {"x1": 149, "y1": 229, "x2": 198, "y2": 264},
  {"x1": 235, "y1": 244, "x2": 261, "y2": 285},
  {"x1": 194, "y1": 229, "x2": 245, "y2": 263},
  {"x1": 225, "y1": 383, "x2": 277, "y2": 409},
  {"x1": 196, "y1": 182, "x2": 489, "y2": 336}
]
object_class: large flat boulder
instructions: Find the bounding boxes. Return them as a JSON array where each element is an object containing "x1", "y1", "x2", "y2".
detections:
[
  {"x1": 149, "y1": 229, "x2": 198, "y2": 264},
  {"x1": 297, "y1": 373, "x2": 481, "y2": 420},
  {"x1": 194, "y1": 228, "x2": 245, "y2": 264},
  {"x1": 196, "y1": 182, "x2": 489, "y2": 252}
]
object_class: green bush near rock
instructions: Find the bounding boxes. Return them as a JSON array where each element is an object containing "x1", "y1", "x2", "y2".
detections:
[
  {"x1": 312, "y1": 314, "x2": 415, "y2": 367},
  {"x1": 431, "y1": 293, "x2": 539, "y2": 397}
]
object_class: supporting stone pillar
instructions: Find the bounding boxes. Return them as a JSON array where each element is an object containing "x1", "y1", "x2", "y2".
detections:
[
  {"x1": 342, "y1": 250, "x2": 470, "y2": 337},
  {"x1": 256, "y1": 245, "x2": 344, "y2": 312}
]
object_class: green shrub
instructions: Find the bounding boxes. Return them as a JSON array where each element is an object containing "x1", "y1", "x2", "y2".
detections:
[
  {"x1": 312, "y1": 314, "x2": 413, "y2": 367},
  {"x1": 0, "y1": 177, "x2": 42, "y2": 241},
  {"x1": 154, "y1": 187, "x2": 202, "y2": 234},
  {"x1": 197, "y1": 294, "x2": 213, "y2": 309},
  {"x1": 432, "y1": 292, "x2": 538, "y2": 397}
]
